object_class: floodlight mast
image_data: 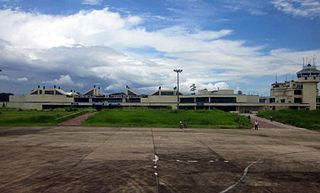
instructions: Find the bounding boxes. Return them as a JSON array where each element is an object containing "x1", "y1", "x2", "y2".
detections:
[{"x1": 173, "y1": 69, "x2": 183, "y2": 109}]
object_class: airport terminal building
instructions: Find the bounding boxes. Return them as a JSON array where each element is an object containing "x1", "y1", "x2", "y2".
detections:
[{"x1": 7, "y1": 64, "x2": 320, "y2": 112}]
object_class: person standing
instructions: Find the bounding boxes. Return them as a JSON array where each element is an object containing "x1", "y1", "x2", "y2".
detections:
[{"x1": 254, "y1": 120, "x2": 259, "y2": 130}]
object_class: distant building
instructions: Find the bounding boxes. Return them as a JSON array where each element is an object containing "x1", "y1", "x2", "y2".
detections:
[
  {"x1": 7, "y1": 61, "x2": 320, "y2": 111},
  {"x1": 270, "y1": 63, "x2": 320, "y2": 110},
  {"x1": 297, "y1": 63, "x2": 320, "y2": 110},
  {"x1": 8, "y1": 86, "x2": 76, "y2": 110},
  {"x1": 83, "y1": 85, "x2": 102, "y2": 97}
]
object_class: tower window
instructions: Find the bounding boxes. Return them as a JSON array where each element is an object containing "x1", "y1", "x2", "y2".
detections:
[
  {"x1": 294, "y1": 98, "x2": 302, "y2": 103},
  {"x1": 294, "y1": 90, "x2": 302, "y2": 95},
  {"x1": 305, "y1": 77, "x2": 307, "y2": 80}
]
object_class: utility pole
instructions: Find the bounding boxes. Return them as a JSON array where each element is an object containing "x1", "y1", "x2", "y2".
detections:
[{"x1": 173, "y1": 69, "x2": 183, "y2": 109}]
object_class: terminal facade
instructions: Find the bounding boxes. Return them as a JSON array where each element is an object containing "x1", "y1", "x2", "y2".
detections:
[{"x1": 7, "y1": 64, "x2": 320, "y2": 112}]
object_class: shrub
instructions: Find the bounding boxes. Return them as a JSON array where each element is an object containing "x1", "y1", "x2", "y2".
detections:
[{"x1": 65, "y1": 107, "x2": 78, "y2": 112}]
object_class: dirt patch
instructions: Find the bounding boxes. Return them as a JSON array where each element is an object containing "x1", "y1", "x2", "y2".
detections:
[{"x1": 60, "y1": 112, "x2": 95, "y2": 126}]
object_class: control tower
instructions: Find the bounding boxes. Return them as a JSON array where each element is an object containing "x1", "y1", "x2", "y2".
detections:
[{"x1": 296, "y1": 62, "x2": 320, "y2": 110}]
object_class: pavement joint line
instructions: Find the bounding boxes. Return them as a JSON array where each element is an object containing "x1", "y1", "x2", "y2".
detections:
[{"x1": 151, "y1": 128, "x2": 159, "y2": 193}]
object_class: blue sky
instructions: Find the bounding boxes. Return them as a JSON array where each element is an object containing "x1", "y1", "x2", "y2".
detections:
[{"x1": 0, "y1": 0, "x2": 319, "y2": 95}]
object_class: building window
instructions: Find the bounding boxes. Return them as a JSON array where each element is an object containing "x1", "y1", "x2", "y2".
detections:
[
  {"x1": 161, "y1": 91, "x2": 174, "y2": 96},
  {"x1": 127, "y1": 98, "x2": 141, "y2": 103},
  {"x1": 196, "y1": 97, "x2": 209, "y2": 103},
  {"x1": 294, "y1": 90, "x2": 302, "y2": 95},
  {"x1": 210, "y1": 97, "x2": 236, "y2": 103},
  {"x1": 270, "y1": 98, "x2": 275, "y2": 103},
  {"x1": 106, "y1": 98, "x2": 122, "y2": 103},
  {"x1": 294, "y1": 98, "x2": 302, "y2": 103},
  {"x1": 44, "y1": 90, "x2": 54, "y2": 95},
  {"x1": 74, "y1": 98, "x2": 90, "y2": 103},
  {"x1": 180, "y1": 98, "x2": 195, "y2": 103},
  {"x1": 280, "y1": 99, "x2": 285, "y2": 103}
]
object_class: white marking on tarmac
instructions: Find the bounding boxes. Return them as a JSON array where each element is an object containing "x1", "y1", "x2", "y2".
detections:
[
  {"x1": 153, "y1": 154, "x2": 159, "y2": 164},
  {"x1": 187, "y1": 160, "x2": 198, "y2": 163}
]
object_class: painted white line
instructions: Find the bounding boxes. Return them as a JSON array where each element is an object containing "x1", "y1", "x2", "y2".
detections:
[{"x1": 187, "y1": 160, "x2": 198, "y2": 163}]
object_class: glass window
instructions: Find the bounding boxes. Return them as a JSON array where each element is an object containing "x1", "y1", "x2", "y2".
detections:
[
  {"x1": 210, "y1": 97, "x2": 236, "y2": 103},
  {"x1": 180, "y1": 98, "x2": 195, "y2": 103}
]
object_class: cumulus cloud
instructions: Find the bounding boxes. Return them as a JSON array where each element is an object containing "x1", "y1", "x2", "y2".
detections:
[
  {"x1": 272, "y1": 0, "x2": 320, "y2": 18},
  {"x1": 45, "y1": 75, "x2": 84, "y2": 87},
  {"x1": 0, "y1": 8, "x2": 319, "y2": 95},
  {"x1": 204, "y1": 82, "x2": 230, "y2": 90}
]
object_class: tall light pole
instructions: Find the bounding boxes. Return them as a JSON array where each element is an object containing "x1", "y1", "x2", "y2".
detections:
[{"x1": 173, "y1": 69, "x2": 183, "y2": 109}]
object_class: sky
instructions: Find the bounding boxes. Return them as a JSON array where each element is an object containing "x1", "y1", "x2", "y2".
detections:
[{"x1": 0, "y1": 0, "x2": 319, "y2": 96}]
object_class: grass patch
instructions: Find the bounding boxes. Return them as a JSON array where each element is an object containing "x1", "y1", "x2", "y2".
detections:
[
  {"x1": 83, "y1": 108, "x2": 251, "y2": 129},
  {"x1": 0, "y1": 108, "x2": 93, "y2": 126},
  {"x1": 257, "y1": 109, "x2": 320, "y2": 130}
]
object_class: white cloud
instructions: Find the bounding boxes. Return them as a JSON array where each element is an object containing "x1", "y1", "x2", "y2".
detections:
[
  {"x1": 0, "y1": 75, "x2": 28, "y2": 82},
  {"x1": 0, "y1": 75, "x2": 9, "y2": 80},
  {"x1": 0, "y1": 8, "x2": 319, "y2": 95},
  {"x1": 272, "y1": 0, "x2": 320, "y2": 18},
  {"x1": 82, "y1": 0, "x2": 102, "y2": 5},
  {"x1": 17, "y1": 77, "x2": 28, "y2": 82},
  {"x1": 224, "y1": 0, "x2": 268, "y2": 16},
  {"x1": 46, "y1": 75, "x2": 84, "y2": 87}
]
